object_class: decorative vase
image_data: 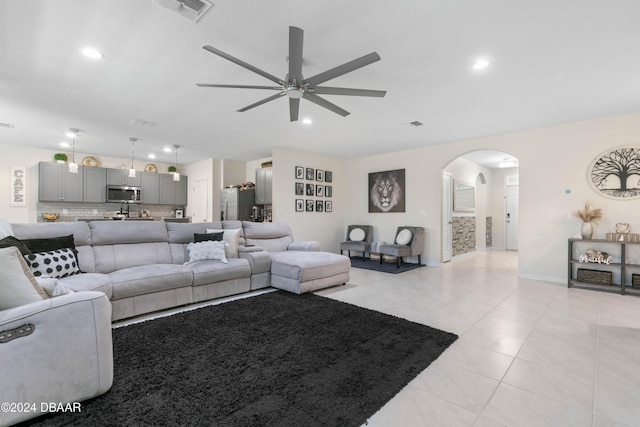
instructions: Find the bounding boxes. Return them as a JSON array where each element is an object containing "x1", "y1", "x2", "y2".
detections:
[{"x1": 581, "y1": 222, "x2": 594, "y2": 240}]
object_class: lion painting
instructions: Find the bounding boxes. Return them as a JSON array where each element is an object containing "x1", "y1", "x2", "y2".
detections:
[{"x1": 368, "y1": 169, "x2": 405, "y2": 213}]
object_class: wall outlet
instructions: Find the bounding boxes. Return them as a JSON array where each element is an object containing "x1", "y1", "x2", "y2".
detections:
[
  {"x1": 93, "y1": 209, "x2": 98, "y2": 214},
  {"x1": 62, "y1": 209, "x2": 68, "y2": 214}
]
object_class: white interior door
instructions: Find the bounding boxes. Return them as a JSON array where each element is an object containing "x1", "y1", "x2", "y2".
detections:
[
  {"x1": 193, "y1": 179, "x2": 209, "y2": 222},
  {"x1": 506, "y1": 184, "x2": 519, "y2": 250},
  {"x1": 442, "y1": 173, "x2": 452, "y2": 262}
]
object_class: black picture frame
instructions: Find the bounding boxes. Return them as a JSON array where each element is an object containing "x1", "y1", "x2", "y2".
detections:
[
  {"x1": 306, "y1": 168, "x2": 315, "y2": 180},
  {"x1": 306, "y1": 200, "x2": 314, "y2": 212},
  {"x1": 316, "y1": 200, "x2": 324, "y2": 212},
  {"x1": 324, "y1": 171, "x2": 332, "y2": 182},
  {"x1": 295, "y1": 199, "x2": 304, "y2": 212},
  {"x1": 325, "y1": 201, "x2": 332, "y2": 212},
  {"x1": 295, "y1": 166, "x2": 304, "y2": 180},
  {"x1": 325, "y1": 185, "x2": 332, "y2": 197},
  {"x1": 306, "y1": 183, "x2": 315, "y2": 196},
  {"x1": 295, "y1": 182, "x2": 304, "y2": 195},
  {"x1": 316, "y1": 169, "x2": 324, "y2": 182},
  {"x1": 316, "y1": 185, "x2": 324, "y2": 197}
]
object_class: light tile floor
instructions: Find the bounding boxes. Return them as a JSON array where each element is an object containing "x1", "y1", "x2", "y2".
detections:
[{"x1": 315, "y1": 250, "x2": 640, "y2": 427}]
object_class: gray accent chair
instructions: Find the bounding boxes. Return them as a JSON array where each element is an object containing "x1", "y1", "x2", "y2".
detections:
[
  {"x1": 339, "y1": 225, "x2": 373, "y2": 261},
  {"x1": 378, "y1": 226, "x2": 425, "y2": 268}
]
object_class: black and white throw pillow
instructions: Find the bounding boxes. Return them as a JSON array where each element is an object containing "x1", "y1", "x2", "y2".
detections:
[{"x1": 24, "y1": 248, "x2": 81, "y2": 279}]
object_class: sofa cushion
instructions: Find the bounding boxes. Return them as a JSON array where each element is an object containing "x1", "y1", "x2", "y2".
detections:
[
  {"x1": 166, "y1": 222, "x2": 222, "y2": 244},
  {"x1": 90, "y1": 221, "x2": 168, "y2": 246},
  {"x1": 58, "y1": 273, "x2": 113, "y2": 298},
  {"x1": 0, "y1": 246, "x2": 47, "y2": 310},
  {"x1": 11, "y1": 221, "x2": 91, "y2": 246},
  {"x1": 270, "y1": 251, "x2": 351, "y2": 282},
  {"x1": 206, "y1": 228, "x2": 241, "y2": 258},
  {"x1": 190, "y1": 258, "x2": 251, "y2": 287},
  {"x1": 24, "y1": 248, "x2": 81, "y2": 279},
  {"x1": 241, "y1": 221, "x2": 294, "y2": 252},
  {"x1": 186, "y1": 241, "x2": 227, "y2": 264},
  {"x1": 93, "y1": 243, "x2": 172, "y2": 274},
  {"x1": 109, "y1": 264, "x2": 193, "y2": 300},
  {"x1": 194, "y1": 232, "x2": 224, "y2": 242}
]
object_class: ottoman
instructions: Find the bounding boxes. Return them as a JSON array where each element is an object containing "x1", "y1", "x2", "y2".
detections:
[{"x1": 269, "y1": 251, "x2": 351, "y2": 294}]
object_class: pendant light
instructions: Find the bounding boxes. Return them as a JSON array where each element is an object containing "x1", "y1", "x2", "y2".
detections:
[
  {"x1": 129, "y1": 137, "x2": 138, "y2": 178},
  {"x1": 173, "y1": 144, "x2": 181, "y2": 181},
  {"x1": 67, "y1": 128, "x2": 80, "y2": 174}
]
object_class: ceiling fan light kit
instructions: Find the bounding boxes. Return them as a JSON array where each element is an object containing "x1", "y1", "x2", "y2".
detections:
[{"x1": 197, "y1": 26, "x2": 386, "y2": 122}]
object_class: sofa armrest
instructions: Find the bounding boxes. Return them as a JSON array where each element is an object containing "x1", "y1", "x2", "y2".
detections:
[
  {"x1": 288, "y1": 241, "x2": 321, "y2": 251},
  {"x1": 238, "y1": 245, "x2": 264, "y2": 254},
  {"x1": 0, "y1": 291, "x2": 113, "y2": 426},
  {"x1": 239, "y1": 249, "x2": 271, "y2": 275}
]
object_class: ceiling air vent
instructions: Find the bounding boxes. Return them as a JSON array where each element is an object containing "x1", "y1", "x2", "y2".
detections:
[
  {"x1": 158, "y1": 0, "x2": 212, "y2": 22},
  {"x1": 0, "y1": 122, "x2": 15, "y2": 129}
]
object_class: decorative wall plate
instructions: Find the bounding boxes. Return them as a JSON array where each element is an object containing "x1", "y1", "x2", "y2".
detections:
[
  {"x1": 590, "y1": 146, "x2": 640, "y2": 199},
  {"x1": 82, "y1": 156, "x2": 98, "y2": 167},
  {"x1": 145, "y1": 163, "x2": 158, "y2": 173}
]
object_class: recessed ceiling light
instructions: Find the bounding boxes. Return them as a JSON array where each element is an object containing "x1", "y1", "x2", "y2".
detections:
[
  {"x1": 59, "y1": 142, "x2": 70, "y2": 148},
  {"x1": 472, "y1": 59, "x2": 490, "y2": 70},
  {"x1": 80, "y1": 47, "x2": 105, "y2": 60},
  {"x1": 163, "y1": 147, "x2": 172, "y2": 153},
  {"x1": 148, "y1": 154, "x2": 156, "y2": 159},
  {"x1": 302, "y1": 118, "x2": 312, "y2": 125}
]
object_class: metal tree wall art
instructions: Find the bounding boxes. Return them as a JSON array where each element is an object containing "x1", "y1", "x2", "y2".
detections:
[{"x1": 590, "y1": 147, "x2": 640, "y2": 199}]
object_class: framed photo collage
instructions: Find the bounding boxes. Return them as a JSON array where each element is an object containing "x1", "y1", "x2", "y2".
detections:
[{"x1": 295, "y1": 166, "x2": 333, "y2": 213}]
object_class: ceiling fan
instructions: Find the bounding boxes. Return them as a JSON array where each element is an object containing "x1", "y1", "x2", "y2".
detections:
[{"x1": 196, "y1": 26, "x2": 386, "y2": 122}]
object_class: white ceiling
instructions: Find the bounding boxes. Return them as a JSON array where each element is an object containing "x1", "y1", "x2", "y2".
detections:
[{"x1": 1, "y1": 0, "x2": 639, "y2": 166}]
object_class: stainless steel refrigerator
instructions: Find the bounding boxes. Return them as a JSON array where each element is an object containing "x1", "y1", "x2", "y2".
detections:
[{"x1": 220, "y1": 187, "x2": 255, "y2": 221}]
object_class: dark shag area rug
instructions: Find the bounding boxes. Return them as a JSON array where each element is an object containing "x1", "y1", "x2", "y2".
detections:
[
  {"x1": 26, "y1": 291, "x2": 457, "y2": 427},
  {"x1": 349, "y1": 257, "x2": 425, "y2": 274}
]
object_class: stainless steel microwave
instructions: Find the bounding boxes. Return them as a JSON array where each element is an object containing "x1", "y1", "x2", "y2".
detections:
[{"x1": 106, "y1": 185, "x2": 141, "y2": 204}]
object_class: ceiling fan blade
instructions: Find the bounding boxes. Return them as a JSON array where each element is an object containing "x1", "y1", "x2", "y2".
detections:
[
  {"x1": 237, "y1": 92, "x2": 285, "y2": 112},
  {"x1": 288, "y1": 27, "x2": 304, "y2": 83},
  {"x1": 203, "y1": 45, "x2": 283, "y2": 85},
  {"x1": 302, "y1": 52, "x2": 381, "y2": 87},
  {"x1": 289, "y1": 98, "x2": 300, "y2": 122},
  {"x1": 311, "y1": 86, "x2": 387, "y2": 97},
  {"x1": 196, "y1": 84, "x2": 282, "y2": 90},
  {"x1": 303, "y1": 93, "x2": 350, "y2": 117}
]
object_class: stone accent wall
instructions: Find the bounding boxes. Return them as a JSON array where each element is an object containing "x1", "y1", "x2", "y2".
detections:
[
  {"x1": 486, "y1": 216, "x2": 493, "y2": 248},
  {"x1": 452, "y1": 216, "x2": 476, "y2": 257}
]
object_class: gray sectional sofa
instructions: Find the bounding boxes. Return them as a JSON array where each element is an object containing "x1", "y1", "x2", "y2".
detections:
[
  {"x1": 10, "y1": 220, "x2": 349, "y2": 321},
  {"x1": 1, "y1": 219, "x2": 350, "y2": 426}
]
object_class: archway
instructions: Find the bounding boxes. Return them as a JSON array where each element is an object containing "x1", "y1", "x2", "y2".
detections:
[{"x1": 441, "y1": 150, "x2": 519, "y2": 262}]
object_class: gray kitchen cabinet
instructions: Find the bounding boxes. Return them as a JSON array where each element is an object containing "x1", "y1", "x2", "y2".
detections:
[
  {"x1": 106, "y1": 168, "x2": 142, "y2": 187},
  {"x1": 141, "y1": 172, "x2": 160, "y2": 204},
  {"x1": 255, "y1": 167, "x2": 272, "y2": 205},
  {"x1": 38, "y1": 162, "x2": 83, "y2": 202},
  {"x1": 83, "y1": 167, "x2": 107, "y2": 202},
  {"x1": 159, "y1": 173, "x2": 188, "y2": 205}
]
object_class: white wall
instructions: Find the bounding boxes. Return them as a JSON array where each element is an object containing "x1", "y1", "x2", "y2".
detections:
[
  {"x1": 271, "y1": 147, "x2": 345, "y2": 252},
  {"x1": 222, "y1": 159, "x2": 246, "y2": 188},
  {"x1": 343, "y1": 112, "x2": 640, "y2": 282}
]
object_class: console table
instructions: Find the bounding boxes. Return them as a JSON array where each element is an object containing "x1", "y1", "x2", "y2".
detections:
[{"x1": 568, "y1": 238, "x2": 640, "y2": 296}]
